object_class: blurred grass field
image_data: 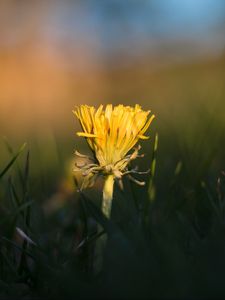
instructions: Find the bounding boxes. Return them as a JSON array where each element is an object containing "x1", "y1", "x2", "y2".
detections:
[{"x1": 1, "y1": 53, "x2": 225, "y2": 192}]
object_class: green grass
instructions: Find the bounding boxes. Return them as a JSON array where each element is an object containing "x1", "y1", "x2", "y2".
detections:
[{"x1": 0, "y1": 127, "x2": 225, "y2": 299}]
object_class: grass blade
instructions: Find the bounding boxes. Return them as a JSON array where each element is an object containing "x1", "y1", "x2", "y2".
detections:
[
  {"x1": 0, "y1": 143, "x2": 26, "y2": 179},
  {"x1": 0, "y1": 200, "x2": 34, "y2": 227},
  {"x1": 147, "y1": 132, "x2": 158, "y2": 202}
]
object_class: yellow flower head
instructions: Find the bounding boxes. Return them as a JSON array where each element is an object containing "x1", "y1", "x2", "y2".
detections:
[{"x1": 73, "y1": 104, "x2": 155, "y2": 190}]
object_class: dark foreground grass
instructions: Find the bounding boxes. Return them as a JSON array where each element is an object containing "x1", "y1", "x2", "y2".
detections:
[{"x1": 1, "y1": 132, "x2": 225, "y2": 300}]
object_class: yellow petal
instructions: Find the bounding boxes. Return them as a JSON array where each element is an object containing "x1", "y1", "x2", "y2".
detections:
[{"x1": 77, "y1": 132, "x2": 98, "y2": 138}]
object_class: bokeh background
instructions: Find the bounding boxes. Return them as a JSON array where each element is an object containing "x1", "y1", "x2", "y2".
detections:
[
  {"x1": 0, "y1": 0, "x2": 225, "y2": 201},
  {"x1": 1, "y1": 0, "x2": 225, "y2": 167}
]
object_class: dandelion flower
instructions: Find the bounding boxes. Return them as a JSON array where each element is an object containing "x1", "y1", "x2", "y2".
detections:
[{"x1": 73, "y1": 104, "x2": 155, "y2": 218}]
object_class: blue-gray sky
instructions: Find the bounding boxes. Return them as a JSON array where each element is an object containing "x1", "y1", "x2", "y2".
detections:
[{"x1": 1, "y1": 0, "x2": 225, "y2": 61}]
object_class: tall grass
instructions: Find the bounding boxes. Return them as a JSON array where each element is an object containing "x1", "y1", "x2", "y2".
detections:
[{"x1": 0, "y1": 126, "x2": 225, "y2": 299}]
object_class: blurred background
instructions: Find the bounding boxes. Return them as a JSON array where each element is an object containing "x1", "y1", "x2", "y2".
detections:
[
  {"x1": 1, "y1": 1, "x2": 225, "y2": 298},
  {"x1": 0, "y1": 0, "x2": 225, "y2": 192}
]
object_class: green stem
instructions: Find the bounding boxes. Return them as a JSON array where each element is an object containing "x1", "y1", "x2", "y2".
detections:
[
  {"x1": 102, "y1": 174, "x2": 114, "y2": 218},
  {"x1": 93, "y1": 175, "x2": 114, "y2": 274}
]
